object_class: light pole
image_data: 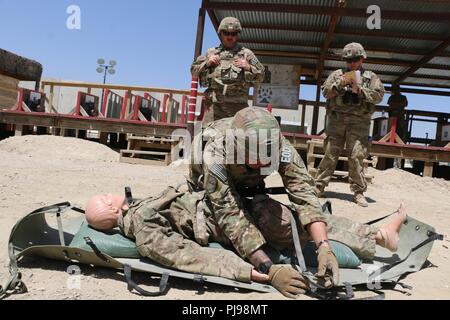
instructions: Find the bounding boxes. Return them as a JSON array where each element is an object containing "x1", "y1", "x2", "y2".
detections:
[{"x1": 96, "y1": 58, "x2": 117, "y2": 113}]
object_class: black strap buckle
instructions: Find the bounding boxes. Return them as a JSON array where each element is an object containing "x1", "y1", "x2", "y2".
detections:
[{"x1": 124, "y1": 264, "x2": 169, "y2": 297}]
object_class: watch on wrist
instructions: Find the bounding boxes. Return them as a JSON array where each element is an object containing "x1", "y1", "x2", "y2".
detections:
[{"x1": 257, "y1": 261, "x2": 273, "y2": 275}]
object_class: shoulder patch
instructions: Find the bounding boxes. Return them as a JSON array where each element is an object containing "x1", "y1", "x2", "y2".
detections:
[
  {"x1": 209, "y1": 163, "x2": 228, "y2": 183},
  {"x1": 280, "y1": 146, "x2": 293, "y2": 164},
  {"x1": 250, "y1": 57, "x2": 258, "y2": 66}
]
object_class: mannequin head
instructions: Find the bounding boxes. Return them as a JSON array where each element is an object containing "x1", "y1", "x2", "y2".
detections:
[{"x1": 85, "y1": 194, "x2": 126, "y2": 231}]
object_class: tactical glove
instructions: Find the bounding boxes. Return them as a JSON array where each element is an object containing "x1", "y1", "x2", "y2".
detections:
[
  {"x1": 269, "y1": 264, "x2": 310, "y2": 299},
  {"x1": 316, "y1": 245, "x2": 340, "y2": 288}
]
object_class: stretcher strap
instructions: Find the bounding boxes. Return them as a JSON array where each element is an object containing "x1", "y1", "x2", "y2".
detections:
[
  {"x1": 289, "y1": 212, "x2": 329, "y2": 292},
  {"x1": 83, "y1": 237, "x2": 110, "y2": 263},
  {"x1": 124, "y1": 264, "x2": 169, "y2": 297},
  {"x1": 56, "y1": 212, "x2": 65, "y2": 247},
  {"x1": 0, "y1": 244, "x2": 27, "y2": 300}
]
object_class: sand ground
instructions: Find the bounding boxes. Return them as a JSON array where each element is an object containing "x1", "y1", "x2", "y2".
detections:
[{"x1": 0, "y1": 135, "x2": 449, "y2": 300}]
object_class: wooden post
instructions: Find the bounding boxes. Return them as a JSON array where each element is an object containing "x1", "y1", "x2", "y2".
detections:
[
  {"x1": 49, "y1": 84, "x2": 55, "y2": 113},
  {"x1": 14, "y1": 125, "x2": 23, "y2": 136},
  {"x1": 435, "y1": 116, "x2": 444, "y2": 145},
  {"x1": 423, "y1": 162, "x2": 434, "y2": 177},
  {"x1": 301, "y1": 103, "x2": 306, "y2": 134},
  {"x1": 311, "y1": 83, "x2": 321, "y2": 135}
]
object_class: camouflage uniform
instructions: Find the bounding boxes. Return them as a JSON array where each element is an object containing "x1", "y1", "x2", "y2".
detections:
[
  {"x1": 190, "y1": 107, "x2": 326, "y2": 259},
  {"x1": 118, "y1": 186, "x2": 254, "y2": 283},
  {"x1": 191, "y1": 17, "x2": 265, "y2": 121},
  {"x1": 315, "y1": 43, "x2": 385, "y2": 195},
  {"x1": 251, "y1": 194, "x2": 378, "y2": 260},
  {"x1": 117, "y1": 186, "x2": 378, "y2": 284}
]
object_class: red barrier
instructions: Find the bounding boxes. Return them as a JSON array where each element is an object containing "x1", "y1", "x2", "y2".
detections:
[
  {"x1": 16, "y1": 88, "x2": 25, "y2": 112},
  {"x1": 390, "y1": 116, "x2": 398, "y2": 143},
  {"x1": 74, "y1": 91, "x2": 82, "y2": 115},
  {"x1": 101, "y1": 89, "x2": 110, "y2": 116},
  {"x1": 132, "y1": 95, "x2": 141, "y2": 121},
  {"x1": 187, "y1": 77, "x2": 199, "y2": 137},
  {"x1": 181, "y1": 95, "x2": 187, "y2": 124},
  {"x1": 161, "y1": 94, "x2": 169, "y2": 123},
  {"x1": 120, "y1": 91, "x2": 130, "y2": 120},
  {"x1": 267, "y1": 104, "x2": 273, "y2": 113}
]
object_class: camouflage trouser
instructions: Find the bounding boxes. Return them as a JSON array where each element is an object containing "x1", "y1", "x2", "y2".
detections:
[
  {"x1": 130, "y1": 191, "x2": 253, "y2": 282},
  {"x1": 250, "y1": 195, "x2": 378, "y2": 261},
  {"x1": 204, "y1": 90, "x2": 249, "y2": 122},
  {"x1": 131, "y1": 190, "x2": 378, "y2": 282},
  {"x1": 315, "y1": 111, "x2": 371, "y2": 194}
]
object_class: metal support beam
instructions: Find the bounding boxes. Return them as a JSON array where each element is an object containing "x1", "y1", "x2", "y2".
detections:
[
  {"x1": 203, "y1": 0, "x2": 220, "y2": 35},
  {"x1": 394, "y1": 36, "x2": 450, "y2": 85},
  {"x1": 194, "y1": 7, "x2": 207, "y2": 59},
  {"x1": 205, "y1": 2, "x2": 450, "y2": 21},
  {"x1": 253, "y1": 49, "x2": 450, "y2": 70},
  {"x1": 242, "y1": 38, "x2": 450, "y2": 58},
  {"x1": 316, "y1": 0, "x2": 344, "y2": 81}
]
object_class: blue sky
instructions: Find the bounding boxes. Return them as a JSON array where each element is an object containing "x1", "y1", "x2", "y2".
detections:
[{"x1": 0, "y1": 0, "x2": 448, "y2": 139}]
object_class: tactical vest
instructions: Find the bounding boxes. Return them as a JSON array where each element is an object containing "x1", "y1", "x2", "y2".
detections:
[
  {"x1": 331, "y1": 70, "x2": 377, "y2": 117},
  {"x1": 205, "y1": 46, "x2": 247, "y2": 95}
]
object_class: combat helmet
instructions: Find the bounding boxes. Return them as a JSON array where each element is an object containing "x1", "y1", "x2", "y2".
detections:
[
  {"x1": 342, "y1": 42, "x2": 367, "y2": 59},
  {"x1": 231, "y1": 107, "x2": 281, "y2": 165},
  {"x1": 218, "y1": 17, "x2": 242, "y2": 34}
]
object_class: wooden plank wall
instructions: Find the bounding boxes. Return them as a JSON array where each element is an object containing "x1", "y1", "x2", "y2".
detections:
[{"x1": 0, "y1": 74, "x2": 19, "y2": 109}]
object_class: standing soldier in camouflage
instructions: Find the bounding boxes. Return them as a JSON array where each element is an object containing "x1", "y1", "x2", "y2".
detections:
[
  {"x1": 314, "y1": 43, "x2": 385, "y2": 207},
  {"x1": 191, "y1": 17, "x2": 265, "y2": 121}
]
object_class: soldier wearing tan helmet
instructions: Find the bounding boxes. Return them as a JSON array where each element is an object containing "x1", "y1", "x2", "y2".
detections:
[
  {"x1": 191, "y1": 17, "x2": 265, "y2": 121},
  {"x1": 314, "y1": 43, "x2": 385, "y2": 207}
]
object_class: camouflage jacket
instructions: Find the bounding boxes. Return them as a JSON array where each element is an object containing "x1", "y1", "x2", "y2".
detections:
[
  {"x1": 190, "y1": 118, "x2": 325, "y2": 258},
  {"x1": 117, "y1": 187, "x2": 254, "y2": 282},
  {"x1": 322, "y1": 69, "x2": 385, "y2": 117},
  {"x1": 191, "y1": 44, "x2": 265, "y2": 98}
]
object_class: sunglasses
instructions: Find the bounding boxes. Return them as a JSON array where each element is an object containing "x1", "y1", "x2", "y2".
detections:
[
  {"x1": 222, "y1": 31, "x2": 239, "y2": 37},
  {"x1": 345, "y1": 57, "x2": 362, "y2": 63}
]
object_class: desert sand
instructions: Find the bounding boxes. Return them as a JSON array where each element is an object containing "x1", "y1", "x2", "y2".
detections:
[{"x1": 0, "y1": 135, "x2": 449, "y2": 300}]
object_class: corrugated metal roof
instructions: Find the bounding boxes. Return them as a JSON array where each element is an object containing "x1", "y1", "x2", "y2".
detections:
[
  {"x1": 332, "y1": 34, "x2": 441, "y2": 53},
  {"x1": 416, "y1": 68, "x2": 450, "y2": 77},
  {"x1": 242, "y1": 42, "x2": 321, "y2": 54},
  {"x1": 428, "y1": 57, "x2": 450, "y2": 66},
  {"x1": 206, "y1": 0, "x2": 450, "y2": 89},
  {"x1": 346, "y1": 0, "x2": 450, "y2": 15},
  {"x1": 241, "y1": 28, "x2": 325, "y2": 45},
  {"x1": 215, "y1": 10, "x2": 331, "y2": 29},
  {"x1": 403, "y1": 77, "x2": 450, "y2": 88},
  {"x1": 209, "y1": 0, "x2": 336, "y2": 7},
  {"x1": 259, "y1": 56, "x2": 318, "y2": 66}
]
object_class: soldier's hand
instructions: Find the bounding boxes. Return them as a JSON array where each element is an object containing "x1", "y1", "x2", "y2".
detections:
[
  {"x1": 233, "y1": 58, "x2": 251, "y2": 71},
  {"x1": 269, "y1": 264, "x2": 310, "y2": 299},
  {"x1": 251, "y1": 269, "x2": 270, "y2": 282},
  {"x1": 207, "y1": 55, "x2": 220, "y2": 67},
  {"x1": 341, "y1": 74, "x2": 353, "y2": 86},
  {"x1": 315, "y1": 245, "x2": 340, "y2": 288}
]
